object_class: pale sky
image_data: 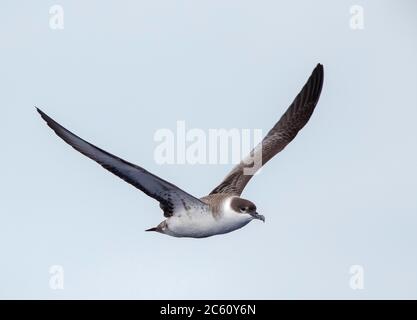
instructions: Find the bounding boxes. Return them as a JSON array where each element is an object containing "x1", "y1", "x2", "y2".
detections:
[{"x1": 1, "y1": 0, "x2": 417, "y2": 299}]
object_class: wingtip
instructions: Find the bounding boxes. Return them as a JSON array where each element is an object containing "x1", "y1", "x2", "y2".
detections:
[
  {"x1": 36, "y1": 107, "x2": 47, "y2": 118},
  {"x1": 311, "y1": 63, "x2": 324, "y2": 83},
  {"x1": 36, "y1": 108, "x2": 54, "y2": 125}
]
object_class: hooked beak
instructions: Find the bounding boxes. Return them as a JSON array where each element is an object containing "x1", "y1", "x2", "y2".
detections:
[{"x1": 250, "y1": 212, "x2": 265, "y2": 222}]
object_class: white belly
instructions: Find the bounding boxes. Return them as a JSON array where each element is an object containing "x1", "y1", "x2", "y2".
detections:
[{"x1": 165, "y1": 210, "x2": 252, "y2": 238}]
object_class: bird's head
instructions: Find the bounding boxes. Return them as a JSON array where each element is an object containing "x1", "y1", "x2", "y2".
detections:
[{"x1": 230, "y1": 197, "x2": 265, "y2": 222}]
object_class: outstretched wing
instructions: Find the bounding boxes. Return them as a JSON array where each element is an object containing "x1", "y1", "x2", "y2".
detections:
[
  {"x1": 37, "y1": 109, "x2": 208, "y2": 217},
  {"x1": 210, "y1": 64, "x2": 324, "y2": 196}
]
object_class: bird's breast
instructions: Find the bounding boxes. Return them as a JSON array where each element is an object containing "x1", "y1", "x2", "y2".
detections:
[{"x1": 165, "y1": 209, "x2": 252, "y2": 238}]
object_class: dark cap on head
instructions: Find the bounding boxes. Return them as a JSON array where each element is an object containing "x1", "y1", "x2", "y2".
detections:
[{"x1": 230, "y1": 197, "x2": 256, "y2": 213}]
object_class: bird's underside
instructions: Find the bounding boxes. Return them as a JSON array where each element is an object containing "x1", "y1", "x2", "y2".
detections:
[{"x1": 37, "y1": 64, "x2": 324, "y2": 238}]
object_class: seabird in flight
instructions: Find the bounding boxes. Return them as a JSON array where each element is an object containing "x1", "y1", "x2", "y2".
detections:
[{"x1": 37, "y1": 64, "x2": 324, "y2": 238}]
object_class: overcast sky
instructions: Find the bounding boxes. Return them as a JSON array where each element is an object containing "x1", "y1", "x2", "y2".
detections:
[{"x1": 1, "y1": 0, "x2": 417, "y2": 299}]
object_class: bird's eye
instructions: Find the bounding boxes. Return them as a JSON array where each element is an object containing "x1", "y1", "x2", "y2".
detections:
[{"x1": 240, "y1": 208, "x2": 246, "y2": 213}]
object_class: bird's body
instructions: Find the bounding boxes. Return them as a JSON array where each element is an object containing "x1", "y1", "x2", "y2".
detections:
[
  {"x1": 161, "y1": 195, "x2": 253, "y2": 238},
  {"x1": 37, "y1": 64, "x2": 324, "y2": 238}
]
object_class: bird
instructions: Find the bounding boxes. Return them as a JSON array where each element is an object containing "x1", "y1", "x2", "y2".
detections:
[{"x1": 37, "y1": 64, "x2": 324, "y2": 238}]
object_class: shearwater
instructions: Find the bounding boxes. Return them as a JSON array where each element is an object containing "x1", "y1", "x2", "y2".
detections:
[{"x1": 37, "y1": 64, "x2": 324, "y2": 238}]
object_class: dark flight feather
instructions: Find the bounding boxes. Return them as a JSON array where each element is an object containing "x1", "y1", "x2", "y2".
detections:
[
  {"x1": 210, "y1": 64, "x2": 324, "y2": 196},
  {"x1": 37, "y1": 108, "x2": 208, "y2": 217}
]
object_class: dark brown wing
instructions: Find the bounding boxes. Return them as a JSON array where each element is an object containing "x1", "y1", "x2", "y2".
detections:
[
  {"x1": 210, "y1": 64, "x2": 324, "y2": 196},
  {"x1": 37, "y1": 109, "x2": 208, "y2": 217}
]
